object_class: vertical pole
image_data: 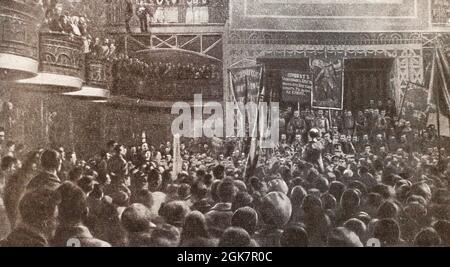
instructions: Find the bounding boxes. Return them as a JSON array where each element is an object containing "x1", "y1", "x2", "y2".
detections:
[
  {"x1": 244, "y1": 75, "x2": 249, "y2": 152},
  {"x1": 397, "y1": 82, "x2": 410, "y2": 123},
  {"x1": 124, "y1": 35, "x2": 129, "y2": 57},
  {"x1": 244, "y1": 75, "x2": 249, "y2": 104},
  {"x1": 435, "y1": 48, "x2": 444, "y2": 164},
  {"x1": 328, "y1": 108, "x2": 333, "y2": 132}
]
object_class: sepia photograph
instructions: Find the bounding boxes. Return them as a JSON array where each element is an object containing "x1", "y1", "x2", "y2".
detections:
[{"x1": 0, "y1": 0, "x2": 449, "y2": 252}]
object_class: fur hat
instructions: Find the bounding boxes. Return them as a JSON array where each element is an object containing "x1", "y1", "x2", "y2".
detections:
[
  {"x1": 121, "y1": 203, "x2": 154, "y2": 233},
  {"x1": 259, "y1": 192, "x2": 292, "y2": 227},
  {"x1": 159, "y1": 201, "x2": 190, "y2": 227},
  {"x1": 219, "y1": 227, "x2": 256, "y2": 247},
  {"x1": 231, "y1": 207, "x2": 258, "y2": 236},
  {"x1": 327, "y1": 227, "x2": 363, "y2": 247},
  {"x1": 267, "y1": 178, "x2": 289, "y2": 195}
]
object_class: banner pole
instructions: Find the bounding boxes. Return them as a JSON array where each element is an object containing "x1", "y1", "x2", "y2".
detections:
[
  {"x1": 244, "y1": 75, "x2": 249, "y2": 152},
  {"x1": 435, "y1": 48, "x2": 444, "y2": 164},
  {"x1": 397, "y1": 82, "x2": 411, "y2": 123},
  {"x1": 328, "y1": 108, "x2": 332, "y2": 132}
]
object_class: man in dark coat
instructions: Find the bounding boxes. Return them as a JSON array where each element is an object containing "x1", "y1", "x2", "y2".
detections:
[
  {"x1": 254, "y1": 191, "x2": 292, "y2": 247},
  {"x1": 125, "y1": 0, "x2": 134, "y2": 33},
  {"x1": 287, "y1": 111, "x2": 306, "y2": 144},
  {"x1": 304, "y1": 129, "x2": 325, "y2": 173},
  {"x1": 205, "y1": 178, "x2": 236, "y2": 238},
  {"x1": 1, "y1": 189, "x2": 60, "y2": 247},
  {"x1": 136, "y1": 1, "x2": 150, "y2": 33},
  {"x1": 26, "y1": 149, "x2": 62, "y2": 192},
  {"x1": 51, "y1": 182, "x2": 110, "y2": 247},
  {"x1": 343, "y1": 110, "x2": 355, "y2": 136}
]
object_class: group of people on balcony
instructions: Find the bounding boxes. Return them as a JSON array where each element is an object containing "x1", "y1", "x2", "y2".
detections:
[
  {"x1": 41, "y1": 1, "x2": 88, "y2": 36},
  {"x1": 114, "y1": 56, "x2": 221, "y2": 81},
  {"x1": 86, "y1": 38, "x2": 117, "y2": 61},
  {"x1": 36, "y1": 0, "x2": 117, "y2": 61},
  {"x1": 124, "y1": 0, "x2": 212, "y2": 33}
]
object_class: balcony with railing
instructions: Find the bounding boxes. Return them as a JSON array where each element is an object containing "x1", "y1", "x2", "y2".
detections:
[
  {"x1": 0, "y1": 0, "x2": 41, "y2": 80},
  {"x1": 105, "y1": 0, "x2": 228, "y2": 33},
  {"x1": 64, "y1": 54, "x2": 112, "y2": 99},
  {"x1": 16, "y1": 32, "x2": 85, "y2": 92}
]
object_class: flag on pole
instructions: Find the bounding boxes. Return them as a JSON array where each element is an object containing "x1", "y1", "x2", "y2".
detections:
[
  {"x1": 229, "y1": 64, "x2": 264, "y2": 180},
  {"x1": 426, "y1": 48, "x2": 450, "y2": 137}
]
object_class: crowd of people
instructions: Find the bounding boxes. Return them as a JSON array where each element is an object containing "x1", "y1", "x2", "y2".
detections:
[
  {"x1": 39, "y1": 0, "x2": 117, "y2": 61},
  {"x1": 279, "y1": 99, "x2": 427, "y2": 147},
  {"x1": 114, "y1": 56, "x2": 221, "y2": 81},
  {"x1": 0, "y1": 96, "x2": 448, "y2": 247},
  {"x1": 42, "y1": 1, "x2": 88, "y2": 37}
]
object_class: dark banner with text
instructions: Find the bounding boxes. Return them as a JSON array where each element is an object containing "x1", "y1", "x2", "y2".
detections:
[
  {"x1": 229, "y1": 65, "x2": 263, "y2": 104},
  {"x1": 281, "y1": 70, "x2": 313, "y2": 105}
]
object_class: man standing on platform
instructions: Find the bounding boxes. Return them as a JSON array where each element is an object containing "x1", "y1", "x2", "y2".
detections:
[
  {"x1": 343, "y1": 110, "x2": 355, "y2": 136},
  {"x1": 332, "y1": 110, "x2": 343, "y2": 133},
  {"x1": 386, "y1": 98, "x2": 397, "y2": 119},
  {"x1": 287, "y1": 110, "x2": 306, "y2": 144},
  {"x1": 125, "y1": 0, "x2": 134, "y2": 33},
  {"x1": 322, "y1": 132, "x2": 334, "y2": 155},
  {"x1": 304, "y1": 108, "x2": 315, "y2": 132},
  {"x1": 137, "y1": 1, "x2": 150, "y2": 33},
  {"x1": 374, "y1": 110, "x2": 389, "y2": 137},
  {"x1": 355, "y1": 110, "x2": 367, "y2": 137},
  {"x1": 313, "y1": 110, "x2": 330, "y2": 137},
  {"x1": 304, "y1": 129, "x2": 325, "y2": 173}
]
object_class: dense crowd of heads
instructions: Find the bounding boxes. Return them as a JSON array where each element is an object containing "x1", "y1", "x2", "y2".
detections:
[
  {"x1": 114, "y1": 56, "x2": 221, "y2": 81},
  {"x1": 0, "y1": 98, "x2": 449, "y2": 247}
]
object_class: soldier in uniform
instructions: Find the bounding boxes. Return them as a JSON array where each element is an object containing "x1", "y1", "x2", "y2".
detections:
[
  {"x1": 287, "y1": 110, "x2": 306, "y2": 144},
  {"x1": 313, "y1": 110, "x2": 330, "y2": 138},
  {"x1": 343, "y1": 110, "x2": 355, "y2": 136}
]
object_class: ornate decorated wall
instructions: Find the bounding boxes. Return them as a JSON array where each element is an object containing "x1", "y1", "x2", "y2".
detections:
[
  {"x1": 224, "y1": 31, "x2": 426, "y2": 110},
  {"x1": 229, "y1": 0, "x2": 431, "y2": 32}
]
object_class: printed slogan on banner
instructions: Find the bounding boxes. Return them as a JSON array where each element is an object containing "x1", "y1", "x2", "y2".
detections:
[{"x1": 281, "y1": 70, "x2": 313, "y2": 105}]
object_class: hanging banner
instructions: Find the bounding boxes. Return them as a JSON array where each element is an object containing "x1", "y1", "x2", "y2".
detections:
[
  {"x1": 310, "y1": 57, "x2": 344, "y2": 110},
  {"x1": 281, "y1": 70, "x2": 313, "y2": 104},
  {"x1": 229, "y1": 65, "x2": 263, "y2": 104}
]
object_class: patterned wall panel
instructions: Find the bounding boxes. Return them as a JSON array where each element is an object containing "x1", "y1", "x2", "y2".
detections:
[{"x1": 224, "y1": 31, "x2": 425, "y2": 109}]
